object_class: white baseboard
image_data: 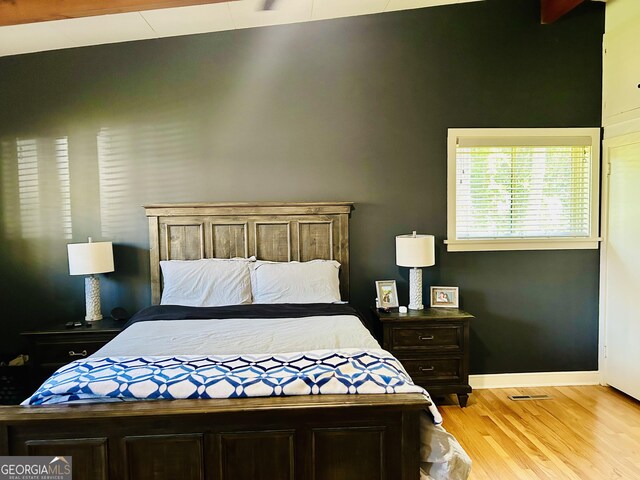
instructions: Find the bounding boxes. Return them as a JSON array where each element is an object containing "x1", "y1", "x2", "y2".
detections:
[{"x1": 469, "y1": 371, "x2": 601, "y2": 389}]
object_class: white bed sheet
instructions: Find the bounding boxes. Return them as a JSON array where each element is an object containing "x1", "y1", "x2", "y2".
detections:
[{"x1": 93, "y1": 315, "x2": 380, "y2": 358}]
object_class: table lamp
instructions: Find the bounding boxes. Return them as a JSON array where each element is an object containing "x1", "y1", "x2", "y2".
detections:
[
  {"x1": 67, "y1": 237, "x2": 114, "y2": 322},
  {"x1": 396, "y1": 231, "x2": 435, "y2": 310}
]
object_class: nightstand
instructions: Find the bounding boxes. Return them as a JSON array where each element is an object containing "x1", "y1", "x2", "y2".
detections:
[
  {"x1": 22, "y1": 318, "x2": 124, "y2": 388},
  {"x1": 373, "y1": 307, "x2": 473, "y2": 407}
]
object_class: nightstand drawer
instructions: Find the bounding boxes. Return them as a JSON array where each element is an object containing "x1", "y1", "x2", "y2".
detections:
[
  {"x1": 390, "y1": 325, "x2": 462, "y2": 352},
  {"x1": 35, "y1": 338, "x2": 114, "y2": 368},
  {"x1": 400, "y1": 357, "x2": 462, "y2": 384}
]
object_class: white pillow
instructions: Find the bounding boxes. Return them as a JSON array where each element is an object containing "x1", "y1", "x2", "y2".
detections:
[
  {"x1": 160, "y1": 258, "x2": 252, "y2": 307},
  {"x1": 250, "y1": 260, "x2": 341, "y2": 304}
]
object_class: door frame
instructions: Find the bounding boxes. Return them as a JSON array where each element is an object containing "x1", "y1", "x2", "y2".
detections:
[{"x1": 599, "y1": 131, "x2": 640, "y2": 386}]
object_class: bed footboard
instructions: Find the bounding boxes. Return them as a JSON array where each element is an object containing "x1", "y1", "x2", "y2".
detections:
[{"x1": 0, "y1": 394, "x2": 427, "y2": 480}]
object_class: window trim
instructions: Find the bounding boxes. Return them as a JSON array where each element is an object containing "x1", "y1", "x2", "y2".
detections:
[{"x1": 446, "y1": 127, "x2": 602, "y2": 252}]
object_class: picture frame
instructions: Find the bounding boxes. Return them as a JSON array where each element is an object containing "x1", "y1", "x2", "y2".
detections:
[
  {"x1": 430, "y1": 286, "x2": 459, "y2": 308},
  {"x1": 375, "y1": 280, "x2": 399, "y2": 309}
]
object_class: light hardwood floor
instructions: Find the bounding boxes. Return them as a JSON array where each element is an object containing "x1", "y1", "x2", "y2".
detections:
[{"x1": 439, "y1": 386, "x2": 640, "y2": 480}]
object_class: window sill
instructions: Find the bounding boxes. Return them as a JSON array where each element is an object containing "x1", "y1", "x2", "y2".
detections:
[{"x1": 444, "y1": 238, "x2": 601, "y2": 252}]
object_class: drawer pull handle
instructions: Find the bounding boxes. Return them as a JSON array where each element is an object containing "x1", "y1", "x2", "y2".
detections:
[
  {"x1": 419, "y1": 366, "x2": 435, "y2": 372},
  {"x1": 419, "y1": 335, "x2": 434, "y2": 341},
  {"x1": 69, "y1": 350, "x2": 88, "y2": 357}
]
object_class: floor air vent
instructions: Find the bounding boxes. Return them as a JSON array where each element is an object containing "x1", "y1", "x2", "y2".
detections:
[{"x1": 508, "y1": 394, "x2": 553, "y2": 401}]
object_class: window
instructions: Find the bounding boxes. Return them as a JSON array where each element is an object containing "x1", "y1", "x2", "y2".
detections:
[{"x1": 446, "y1": 128, "x2": 601, "y2": 252}]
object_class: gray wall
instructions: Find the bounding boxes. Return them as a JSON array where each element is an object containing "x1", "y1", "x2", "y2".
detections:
[{"x1": 0, "y1": 0, "x2": 604, "y2": 373}]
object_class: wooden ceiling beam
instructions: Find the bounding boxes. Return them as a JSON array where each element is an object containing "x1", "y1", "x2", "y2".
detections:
[
  {"x1": 0, "y1": 0, "x2": 231, "y2": 27},
  {"x1": 541, "y1": 0, "x2": 586, "y2": 24}
]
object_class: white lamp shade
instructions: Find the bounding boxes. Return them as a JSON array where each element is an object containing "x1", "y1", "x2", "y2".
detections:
[
  {"x1": 68, "y1": 241, "x2": 114, "y2": 275},
  {"x1": 396, "y1": 234, "x2": 435, "y2": 267}
]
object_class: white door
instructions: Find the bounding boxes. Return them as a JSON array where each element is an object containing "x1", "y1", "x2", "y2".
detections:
[{"x1": 602, "y1": 134, "x2": 640, "y2": 400}]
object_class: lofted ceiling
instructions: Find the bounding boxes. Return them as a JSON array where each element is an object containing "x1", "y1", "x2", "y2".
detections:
[
  {"x1": 0, "y1": 0, "x2": 604, "y2": 58},
  {"x1": 0, "y1": 0, "x2": 482, "y2": 57}
]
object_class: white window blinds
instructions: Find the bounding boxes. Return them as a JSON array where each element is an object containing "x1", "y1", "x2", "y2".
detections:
[{"x1": 447, "y1": 128, "x2": 600, "y2": 252}]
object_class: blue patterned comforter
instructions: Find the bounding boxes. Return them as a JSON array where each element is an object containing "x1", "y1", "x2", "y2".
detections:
[{"x1": 22, "y1": 348, "x2": 442, "y2": 424}]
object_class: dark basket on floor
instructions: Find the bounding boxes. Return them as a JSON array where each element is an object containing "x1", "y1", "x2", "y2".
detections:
[{"x1": 0, "y1": 364, "x2": 29, "y2": 405}]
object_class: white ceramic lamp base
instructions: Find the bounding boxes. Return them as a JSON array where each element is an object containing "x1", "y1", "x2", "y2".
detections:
[
  {"x1": 85, "y1": 275, "x2": 103, "y2": 322},
  {"x1": 408, "y1": 267, "x2": 423, "y2": 310}
]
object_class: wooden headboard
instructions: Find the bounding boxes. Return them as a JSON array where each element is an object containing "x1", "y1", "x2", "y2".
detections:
[{"x1": 144, "y1": 202, "x2": 354, "y2": 304}]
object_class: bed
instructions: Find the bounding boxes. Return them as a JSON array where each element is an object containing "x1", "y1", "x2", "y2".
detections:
[{"x1": 0, "y1": 202, "x2": 470, "y2": 480}]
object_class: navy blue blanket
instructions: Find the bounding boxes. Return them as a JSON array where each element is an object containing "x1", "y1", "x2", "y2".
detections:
[{"x1": 125, "y1": 303, "x2": 370, "y2": 329}]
